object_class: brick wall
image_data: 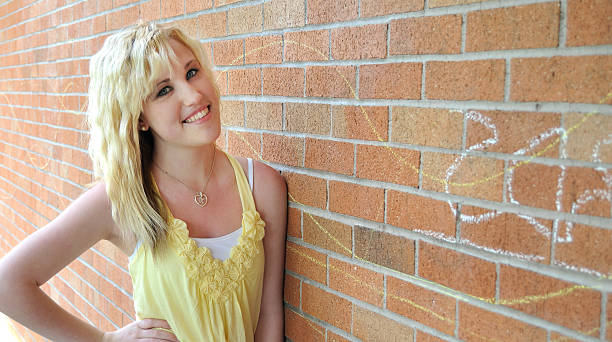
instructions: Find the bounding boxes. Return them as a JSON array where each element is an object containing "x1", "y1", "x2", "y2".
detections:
[{"x1": 0, "y1": 0, "x2": 611, "y2": 341}]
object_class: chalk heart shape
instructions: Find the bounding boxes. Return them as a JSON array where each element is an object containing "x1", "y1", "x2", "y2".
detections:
[{"x1": 194, "y1": 192, "x2": 208, "y2": 207}]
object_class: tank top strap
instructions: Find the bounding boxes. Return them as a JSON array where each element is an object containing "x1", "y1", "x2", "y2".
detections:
[
  {"x1": 247, "y1": 157, "x2": 254, "y2": 192},
  {"x1": 224, "y1": 151, "x2": 256, "y2": 212}
]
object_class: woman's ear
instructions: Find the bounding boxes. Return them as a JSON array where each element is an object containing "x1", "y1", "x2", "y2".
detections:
[{"x1": 138, "y1": 116, "x2": 149, "y2": 131}]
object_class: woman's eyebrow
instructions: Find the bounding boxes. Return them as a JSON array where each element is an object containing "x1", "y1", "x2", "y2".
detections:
[{"x1": 154, "y1": 59, "x2": 197, "y2": 87}]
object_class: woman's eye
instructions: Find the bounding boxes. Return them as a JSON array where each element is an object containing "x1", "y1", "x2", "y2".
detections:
[
  {"x1": 157, "y1": 86, "x2": 171, "y2": 97},
  {"x1": 186, "y1": 68, "x2": 198, "y2": 80}
]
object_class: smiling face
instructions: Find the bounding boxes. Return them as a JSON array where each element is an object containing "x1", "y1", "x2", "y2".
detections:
[{"x1": 140, "y1": 39, "x2": 220, "y2": 151}]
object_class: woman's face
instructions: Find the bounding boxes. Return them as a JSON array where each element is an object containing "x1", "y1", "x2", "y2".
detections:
[{"x1": 140, "y1": 39, "x2": 220, "y2": 151}]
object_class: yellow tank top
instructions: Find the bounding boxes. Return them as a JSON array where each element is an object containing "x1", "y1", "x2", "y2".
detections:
[{"x1": 128, "y1": 152, "x2": 266, "y2": 342}]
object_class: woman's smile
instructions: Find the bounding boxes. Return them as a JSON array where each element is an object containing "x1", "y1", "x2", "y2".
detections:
[{"x1": 183, "y1": 105, "x2": 211, "y2": 124}]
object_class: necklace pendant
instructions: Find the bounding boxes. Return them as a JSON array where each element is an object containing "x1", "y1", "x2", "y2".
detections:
[{"x1": 194, "y1": 192, "x2": 208, "y2": 207}]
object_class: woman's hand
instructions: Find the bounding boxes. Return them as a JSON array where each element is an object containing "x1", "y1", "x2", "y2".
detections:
[{"x1": 103, "y1": 319, "x2": 179, "y2": 342}]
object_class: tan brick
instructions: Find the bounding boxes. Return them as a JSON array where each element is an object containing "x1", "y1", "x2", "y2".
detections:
[
  {"x1": 227, "y1": 68, "x2": 261, "y2": 95},
  {"x1": 561, "y1": 166, "x2": 610, "y2": 217},
  {"x1": 284, "y1": 172, "x2": 326, "y2": 209},
  {"x1": 215, "y1": 70, "x2": 228, "y2": 95},
  {"x1": 459, "y1": 302, "x2": 547, "y2": 342},
  {"x1": 220, "y1": 100, "x2": 244, "y2": 127},
  {"x1": 550, "y1": 331, "x2": 591, "y2": 342},
  {"x1": 285, "y1": 241, "x2": 327, "y2": 284},
  {"x1": 303, "y1": 214, "x2": 352, "y2": 256},
  {"x1": 390, "y1": 15, "x2": 461, "y2": 55},
  {"x1": 216, "y1": 0, "x2": 242, "y2": 5},
  {"x1": 287, "y1": 207, "x2": 302, "y2": 238},
  {"x1": 262, "y1": 133, "x2": 303, "y2": 167},
  {"x1": 213, "y1": 39, "x2": 243, "y2": 66},
  {"x1": 331, "y1": 105, "x2": 387, "y2": 141},
  {"x1": 429, "y1": 0, "x2": 486, "y2": 7},
  {"x1": 354, "y1": 226, "x2": 414, "y2": 274},
  {"x1": 329, "y1": 258, "x2": 383, "y2": 306},
  {"x1": 263, "y1": 0, "x2": 305, "y2": 30},
  {"x1": 329, "y1": 182, "x2": 384, "y2": 222},
  {"x1": 286, "y1": 103, "x2": 330, "y2": 135},
  {"x1": 244, "y1": 35, "x2": 282, "y2": 65},
  {"x1": 228, "y1": 5, "x2": 262, "y2": 35},
  {"x1": 284, "y1": 30, "x2": 329, "y2": 62},
  {"x1": 555, "y1": 223, "x2": 612, "y2": 275},
  {"x1": 302, "y1": 283, "x2": 352, "y2": 332},
  {"x1": 327, "y1": 332, "x2": 351, "y2": 342},
  {"x1": 331, "y1": 24, "x2": 386, "y2": 60},
  {"x1": 391, "y1": 107, "x2": 463, "y2": 149},
  {"x1": 284, "y1": 274, "x2": 300, "y2": 307},
  {"x1": 186, "y1": 0, "x2": 212, "y2": 13},
  {"x1": 461, "y1": 206, "x2": 551, "y2": 263},
  {"x1": 305, "y1": 138, "x2": 353, "y2": 175},
  {"x1": 608, "y1": 295, "x2": 612, "y2": 341},
  {"x1": 416, "y1": 331, "x2": 447, "y2": 342},
  {"x1": 422, "y1": 153, "x2": 504, "y2": 202},
  {"x1": 499, "y1": 266, "x2": 601, "y2": 332},
  {"x1": 361, "y1": 0, "x2": 423, "y2": 17},
  {"x1": 262, "y1": 67, "x2": 304, "y2": 97},
  {"x1": 285, "y1": 308, "x2": 325, "y2": 342},
  {"x1": 161, "y1": 0, "x2": 183, "y2": 18},
  {"x1": 227, "y1": 130, "x2": 261, "y2": 159},
  {"x1": 387, "y1": 191, "x2": 456, "y2": 236},
  {"x1": 356, "y1": 145, "x2": 419, "y2": 187},
  {"x1": 360, "y1": 63, "x2": 421, "y2": 100},
  {"x1": 511, "y1": 56, "x2": 612, "y2": 104},
  {"x1": 567, "y1": 0, "x2": 612, "y2": 46},
  {"x1": 467, "y1": 3, "x2": 559, "y2": 52},
  {"x1": 564, "y1": 112, "x2": 612, "y2": 164},
  {"x1": 306, "y1": 65, "x2": 356, "y2": 98},
  {"x1": 426, "y1": 60, "x2": 505, "y2": 101},
  {"x1": 419, "y1": 242, "x2": 496, "y2": 299},
  {"x1": 353, "y1": 306, "x2": 414, "y2": 341},
  {"x1": 506, "y1": 162, "x2": 561, "y2": 211},
  {"x1": 245, "y1": 102, "x2": 282, "y2": 131},
  {"x1": 197, "y1": 11, "x2": 226, "y2": 38},
  {"x1": 466, "y1": 110, "x2": 561, "y2": 157},
  {"x1": 387, "y1": 277, "x2": 455, "y2": 335},
  {"x1": 307, "y1": 0, "x2": 358, "y2": 25}
]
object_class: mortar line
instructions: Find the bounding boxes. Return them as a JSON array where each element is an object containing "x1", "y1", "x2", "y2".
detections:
[{"x1": 559, "y1": 0, "x2": 567, "y2": 47}]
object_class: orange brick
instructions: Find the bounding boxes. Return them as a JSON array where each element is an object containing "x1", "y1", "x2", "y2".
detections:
[
  {"x1": 361, "y1": 0, "x2": 423, "y2": 17},
  {"x1": 426, "y1": 60, "x2": 505, "y2": 101},
  {"x1": 416, "y1": 330, "x2": 447, "y2": 342},
  {"x1": 331, "y1": 24, "x2": 386, "y2": 60},
  {"x1": 285, "y1": 172, "x2": 326, "y2": 209},
  {"x1": 499, "y1": 266, "x2": 601, "y2": 332},
  {"x1": 227, "y1": 68, "x2": 261, "y2": 95},
  {"x1": 302, "y1": 283, "x2": 352, "y2": 332},
  {"x1": 285, "y1": 308, "x2": 325, "y2": 342},
  {"x1": 161, "y1": 0, "x2": 183, "y2": 18},
  {"x1": 220, "y1": 100, "x2": 244, "y2": 127},
  {"x1": 354, "y1": 226, "x2": 414, "y2": 274},
  {"x1": 263, "y1": 0, "x2": 305, "y2": 30},
  {"x1": 245, "y1": 35, "x2": 282, "y2": 64},
  {"x1": 608, "y1": 295, "x2": 612, "y2": 341},
  {"x1": 391, "y1": 106, "x2": 462, "y2": 149},
  {"x1": 213, "y1": 39, "x2": 243, "y2": 66},
  {"x1": 245, "y1": 102, "x2": 282, "y2": 131},
  {"x1": 353, "y1": 306, "x2": 414, "y2": 341},
  {"x1": 284, "y1": 273, "x2": 301, "y2": 307},
  {"x1": 329, "y1": 258, "x2": 383, "y2": 306},
  {"x1": 459, "y1": 302, "x2": 547, "y2": 341},
  {"x1": 306, "y1": 65, "x2": 356, "y2": 98},
  {"x1": 387, "y1": 191, "x2": 456, "y2": 236},
  {"x1": 332, "y1": 105, "x2": 388, "y2": 141},
  {"x1": 303, "y1": 213, "x2": 352, "y2": 256},
  {"x1": 429, "y1": 0, "x2": 486, "y2": 7},
  {"x1": 360, "y1": 63, "x2": 421, "y2": 100},
  {"x1": 387, "y1": 277, "x2": 455, "y2": 335},
  {"x1": 564, "y1": 112, "x2": 612, "y2": 164},
  {"x1": 305, "y1": 138, "x2": 353, "y2": 175},
  {"x1": 262, "y1": 133, "x2": 303, "y2": 167},
  {"x1": 214, "y1": 70, "x2": 227, "y2": 95},
  {"x1": 419, "y1": 242, "x2": 496, "y2": 298},
  {"x1": 285, "y1": 241, "x2": 327, "y2": 284},
  {"x1": 186, "y1": 0, "x2": 212, "y2": 13},
  {"x1": 262, "y1": 67, "x2": 304, "y2": 97},
  {"x1": 329, "y1": 182, "x2": 384, "y2": 222},
  {"x1": 287, "y1": 207, "x2": 302, "y2": 238},
  {"x1": 284, "y1": 30, "x2": 329, "y2": 62},
  {"x1": 461, "y1": 206, "x2": 551, "y2": 263},
  {"x1": 550, "y1": 331, "x2": 590, "y2": 342},
  {"x1": 555, "y1": 222, "x2": 612, "y2": 275},
  {"x1": 390, "y1": 15, "x2": 461, "y2": 55},
  {"x1": 466, "y1": 3, "x2": 559, "y2": 52},
  {"x1": 227, "y1": 130, "x2": 261, "y2": 159},
  {"x1": 567, "y1": 0, "x2": 612, "y2": 46},
  {"x1": 561, "y1": 166, "x2": 610, "y2": 217},
  {"x1": 307, "y1": 0, "x2": 358, "y2": 25},
  {"x1": 511, "y1": 56, "x2": 612, "y2": 104},
  {"x1": 140, "y1": 0, "x2": 160, "y2": 22},
  {"x1": 506, "y1": 162, "x2": 561, "y2": 211},
  {"x1": 356, "y1": 145, "x2": 419, "y2": 187},
  {"x1": 422, "y1": 153, "x2": 504, "y2": 202},
  {"x1": 466, "y1": 110, "x2": 561, "y2": 157},
  {"x1": 327, "y1": 332, "x2": 351, "y2": 342},
  {"x1": 228, "y1": 5, "x2": 262, "y2": 35},
  {"x1": 197, "y1": 12, "x2": 226, "y2": 38},
  {"x1": 286, "y1": 103, "x2": 330, "y2": 135}
]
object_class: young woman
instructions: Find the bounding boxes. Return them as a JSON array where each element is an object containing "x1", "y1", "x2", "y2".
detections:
[{"x1": 0, "y1": 22, "x2": 287, "y2": 342}]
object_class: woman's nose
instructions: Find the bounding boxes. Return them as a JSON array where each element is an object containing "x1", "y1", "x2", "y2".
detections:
[{"x1": 181, "y1": 83, "x2": 202, "y2": 106}]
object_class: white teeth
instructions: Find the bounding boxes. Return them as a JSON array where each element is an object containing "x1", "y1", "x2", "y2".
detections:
[{"x1": 184, "y1": 107, "x2": 209, "y2": 123}]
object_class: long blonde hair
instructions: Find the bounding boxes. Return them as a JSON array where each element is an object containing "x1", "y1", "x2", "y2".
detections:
[{"x1": 87, "y1": 22, "x2": 218, "y2": 253}]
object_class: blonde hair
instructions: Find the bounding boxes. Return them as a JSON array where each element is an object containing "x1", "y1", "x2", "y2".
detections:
[{"x1": 87, "y1": 22, "x2": 218, "y2": 254}]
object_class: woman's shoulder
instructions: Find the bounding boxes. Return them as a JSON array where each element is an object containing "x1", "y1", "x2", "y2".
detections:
[{"x1": 231, "y1": 155, "x2": 286, "y2": 195}]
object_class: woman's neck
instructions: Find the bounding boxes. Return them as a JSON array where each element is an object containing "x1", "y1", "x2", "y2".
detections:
[{"x1": 151, "y1": 143, "x2": 217, "y2": 191}]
